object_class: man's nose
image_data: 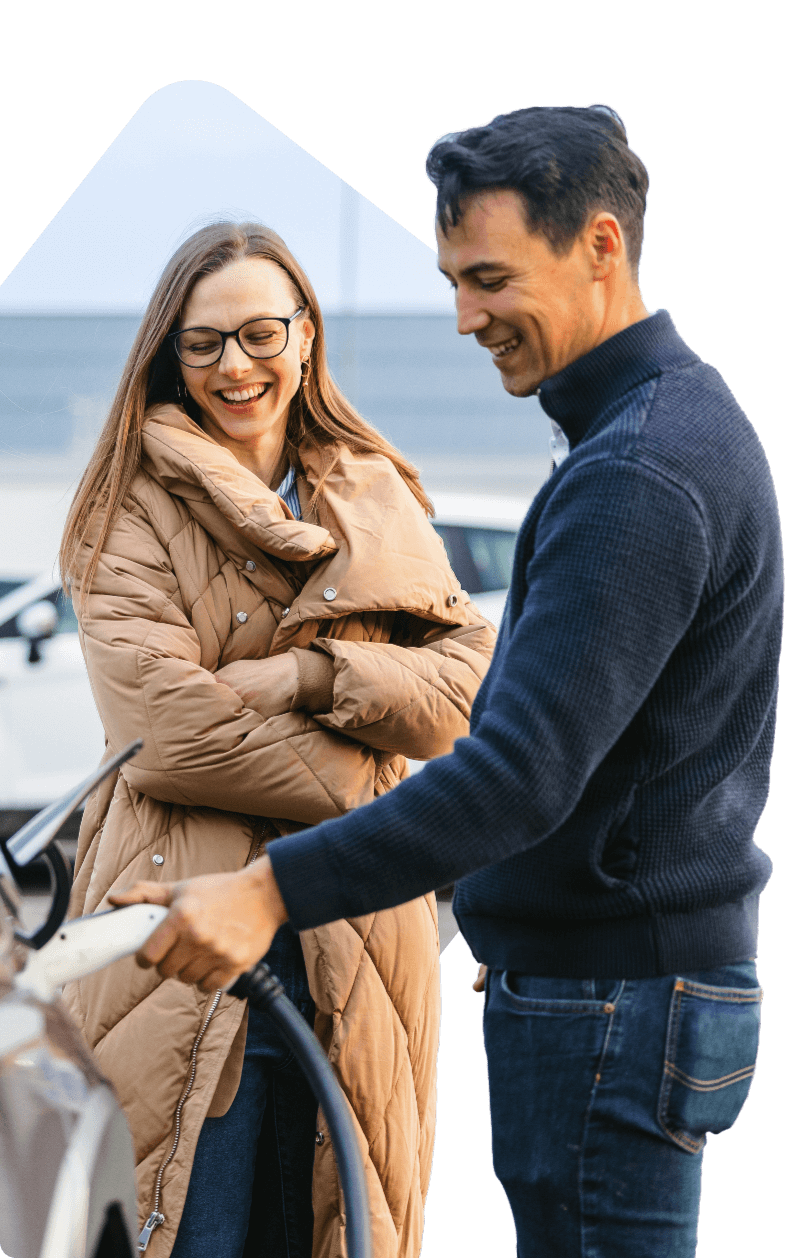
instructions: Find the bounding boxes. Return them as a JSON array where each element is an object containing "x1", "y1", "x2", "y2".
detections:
[{"x1": 455, "y1": 292, "x2": 490, "y2": 338}]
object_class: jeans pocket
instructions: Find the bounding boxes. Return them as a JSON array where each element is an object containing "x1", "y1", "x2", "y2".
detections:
[{"x1": 658, "y1": 976, "x2": 762, "y2": 1153}]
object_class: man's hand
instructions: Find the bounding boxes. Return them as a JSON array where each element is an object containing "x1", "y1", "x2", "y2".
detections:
[
  {"x1": 108, "y1": 856, "x2": 289, "y2": 991},
  {"x1": 215, "y1": 653, "x2": 299, "y2": 720},
  {"x1": 472, "y1": 963, "x2": 487, "y2": 992}
]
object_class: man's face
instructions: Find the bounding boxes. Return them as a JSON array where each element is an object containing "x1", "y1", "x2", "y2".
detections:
[{"x1": 437, "y1": 189, "x2": 610, "y2": 396}]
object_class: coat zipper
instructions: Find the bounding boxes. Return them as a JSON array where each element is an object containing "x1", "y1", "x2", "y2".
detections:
[
  {"x1": 137, "y1": 823, "x2": 270, "y2": 1251},
  {"x1": 137, "y1": 988, "x2": 222, "y2": 1251}
]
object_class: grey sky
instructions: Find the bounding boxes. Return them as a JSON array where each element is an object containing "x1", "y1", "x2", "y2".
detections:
[{"x1": 0, "y1": 81, "x2": 454, "y2": 315}]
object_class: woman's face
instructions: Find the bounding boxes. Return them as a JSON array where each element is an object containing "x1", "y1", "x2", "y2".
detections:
[{"x1": 178, "y1": 256, "x2": 314, "y2": 448}]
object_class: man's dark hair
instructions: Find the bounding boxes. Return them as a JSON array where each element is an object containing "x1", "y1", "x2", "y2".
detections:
[{"x1": 426, "y1": 105, "x2": 649, "y2": 270}]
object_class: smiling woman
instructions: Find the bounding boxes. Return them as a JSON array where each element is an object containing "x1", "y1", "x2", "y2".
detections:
[
  {"x1": 60, "y1": 222, "x2": 432, "y2": 601},
  {"x1": 57, "y1": 220, "x2": 495, "y2": 1258},
  {"x1": 172, "y1": 260, "x2": 312, "y2": 488}
]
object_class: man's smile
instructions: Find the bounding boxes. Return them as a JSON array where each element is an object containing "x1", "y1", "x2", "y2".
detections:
[
  {"x1": 483, "y1": 332, "x2": 522, "y2": 360},
  {"x1": 478, "y1": 332, "x2": 520, "y2": 362}
]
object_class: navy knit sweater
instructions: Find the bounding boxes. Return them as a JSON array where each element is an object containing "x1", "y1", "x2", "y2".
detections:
[{"x1": 269, "y1": 311, "x2": 783, "y2": 977}]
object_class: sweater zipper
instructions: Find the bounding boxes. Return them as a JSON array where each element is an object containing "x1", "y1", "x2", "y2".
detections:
[{"x1": 137, "y1": 823, "x2": 271, "y2": 1251}]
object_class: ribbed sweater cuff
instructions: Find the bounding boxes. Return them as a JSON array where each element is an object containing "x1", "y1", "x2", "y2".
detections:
[{"x1": 289, "y1": 648, "x2": 336, "y2": 715}]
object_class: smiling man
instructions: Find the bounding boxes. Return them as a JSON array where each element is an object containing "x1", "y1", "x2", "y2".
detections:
[{"x1": 115, "y1": 106, "x2": 783, "y2": 1257}]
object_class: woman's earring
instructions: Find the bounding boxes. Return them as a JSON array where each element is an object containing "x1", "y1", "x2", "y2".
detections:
[
  {"x1": 300, "y1": 357, "x2": 311, "y2": 384},
  {"x1": 176, "y1": 376, "x2": 187, "y2": 404}
]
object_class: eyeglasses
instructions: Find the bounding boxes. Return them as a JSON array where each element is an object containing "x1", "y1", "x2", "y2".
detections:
[{"x1": 168, "y1": 308, "x2": 305, "y2": 368}]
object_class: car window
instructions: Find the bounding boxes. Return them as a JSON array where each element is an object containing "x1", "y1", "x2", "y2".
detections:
[
  {"x1": 434, "y1": 526, "x2": 517, "y2": 595},
  {"x1": 0, "y1": 582, "x2": 79, "y2": 639},
  {"x1": 464, "y1": 529, "x2": 518, "y2": 592},
  {"x1": 433, "y1": 526, "x2": 478, "y2": 594}
]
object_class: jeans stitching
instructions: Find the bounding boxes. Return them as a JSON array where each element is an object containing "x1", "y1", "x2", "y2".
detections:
[
  {"x1": 677, "y1": 980, "x2": 762, "y2": 1003},
  {"x1": 658, "y1": 984, "x2": 705, "y2": 1153},
  {"x1": 500, "y1": 971, "x2": 624, "y2": 1014},
  {"x1": 579, "y1": 986, "x2": 624, "y2": 1257},
  {"x1": 665, "y1": 1062, "x2": 756, "y2": 1091},
  {"x1": 658, "y1": 978, "x2": 761, "y2": 1153}
]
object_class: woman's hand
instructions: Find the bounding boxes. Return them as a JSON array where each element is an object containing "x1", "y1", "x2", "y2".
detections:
[
  {"x1": 108, "y1": 857, "x2": 289, "y2": 991},
  {"x1": 215, "y1": 653, "x2": 299, "y2": 720}
]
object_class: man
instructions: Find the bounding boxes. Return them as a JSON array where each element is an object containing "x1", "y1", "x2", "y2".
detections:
[{"x1": 114, "y1": 106, "x2": 782, "y2": 1256}]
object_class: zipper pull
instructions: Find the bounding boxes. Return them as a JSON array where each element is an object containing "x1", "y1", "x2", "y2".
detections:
[{"x1": 138, "y1": 1211, "x2": 165, "y2": 1251}]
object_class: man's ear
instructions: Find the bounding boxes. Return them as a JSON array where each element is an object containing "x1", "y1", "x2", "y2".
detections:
[{"x1": 588, "y1": 215, "x2": 626, "y2": 276}]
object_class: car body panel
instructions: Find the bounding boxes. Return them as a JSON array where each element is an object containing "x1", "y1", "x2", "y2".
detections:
[{"x1": 0, "y1": 980, "x2": 137, "y2": 1258}]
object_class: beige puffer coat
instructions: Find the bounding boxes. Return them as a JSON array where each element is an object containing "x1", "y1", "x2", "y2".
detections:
[{"x1": 64, "y1": 404, "x2": 495, "y2": 1258}]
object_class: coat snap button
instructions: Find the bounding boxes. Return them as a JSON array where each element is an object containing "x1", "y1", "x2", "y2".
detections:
[
  {"x1": 281, "y1": 606, "x2": 290, "y2": 618},
  {"x1": 245, "y1": 560, "x2": 256, "y2": 572},
  {"x1": 323, "y1": 587, "x2": 337, "y2": 602},
  {"x1": 315, "y1": 1131, "x2": 325, "y2": 1146},
  {"x1": 236, "y1": 611, "x2": 248, "y2": 624},
  {"x1": 447, "y1": 593, "x2": 458, "y2": 607},
  {"x1": 152, "y1": 854, "x2": 164, "y2": 866}
]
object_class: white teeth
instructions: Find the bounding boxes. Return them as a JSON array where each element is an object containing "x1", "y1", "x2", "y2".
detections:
[
  {"x1": 491, "y1": 336, "x2": 520, "y2": 358},
  {"x1": 221, "y1": 384, "x2": 267, "y2": 402}
]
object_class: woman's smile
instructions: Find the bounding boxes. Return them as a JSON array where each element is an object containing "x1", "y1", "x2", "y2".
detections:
[{"x1": 216, "y1": 380, "x2": 273, "y2": 412}]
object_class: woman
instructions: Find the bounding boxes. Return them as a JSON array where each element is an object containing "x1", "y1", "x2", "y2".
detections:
[{"x1": 60, "y1": 222, "x2": 495, "y2": 1258}]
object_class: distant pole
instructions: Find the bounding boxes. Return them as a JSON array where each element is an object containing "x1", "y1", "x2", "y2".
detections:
[{"x1": 339, "y1": 181, "x2": 359, "y2": 405}]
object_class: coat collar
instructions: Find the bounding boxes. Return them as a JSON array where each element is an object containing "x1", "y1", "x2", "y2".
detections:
[
  {"x1": 143, "y1": 405, "x2": 336, "y2": 563},
  {"x1": 142, "y1": 405, "x2": 467, "y2": 629}
]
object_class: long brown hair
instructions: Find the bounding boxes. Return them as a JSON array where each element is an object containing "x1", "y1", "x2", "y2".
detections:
[{"x1": 60, "y1": 221, "x2": 432, "y2": 599}]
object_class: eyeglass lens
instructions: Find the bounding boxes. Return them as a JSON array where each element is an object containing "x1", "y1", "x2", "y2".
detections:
[{"x1": 175, "y1": 319, "x2": 289, "y2": 366}]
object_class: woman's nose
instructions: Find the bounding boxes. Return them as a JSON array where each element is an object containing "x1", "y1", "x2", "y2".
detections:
[{"x1": 218, "y1": 337, "x2": 253, "y2": 377}]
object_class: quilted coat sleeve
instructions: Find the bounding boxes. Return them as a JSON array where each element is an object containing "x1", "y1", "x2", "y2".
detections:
[
  {"x1": 292, "y1": 613, "x2": 496, "y2": 760},
  {"x1": 76, "y1": 504, "x2": 378, "y2": 824}
]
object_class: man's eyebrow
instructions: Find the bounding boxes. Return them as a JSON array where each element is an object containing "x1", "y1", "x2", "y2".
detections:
[{"x1": 437, "y1": 261, "x2": 509, "y2": 279}]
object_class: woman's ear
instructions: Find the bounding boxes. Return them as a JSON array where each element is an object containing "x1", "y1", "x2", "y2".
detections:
[
  {"x1": 176, "y1": 369, "x2": 202, "y2": 423},
  {"x1": 300, "y1": 314, "x2": 316, "y2": 361}
]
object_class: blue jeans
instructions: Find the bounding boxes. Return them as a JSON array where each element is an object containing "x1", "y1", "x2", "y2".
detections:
[
  {"x1": 484, "y1": 961, "x2": 761, "y2": 1258},
  {"x1": 171, "y1": 926, "x2": 317, "y2": 1258}
]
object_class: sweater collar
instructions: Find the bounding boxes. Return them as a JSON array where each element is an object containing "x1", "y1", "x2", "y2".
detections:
[{"x1": 537, "y1": 310, "x2": 700, "y2": 446}]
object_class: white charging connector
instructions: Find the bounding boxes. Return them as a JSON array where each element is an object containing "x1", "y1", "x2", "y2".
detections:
[{"x1": 15, "y1": 903, "x2": 169, "y2": 1001}]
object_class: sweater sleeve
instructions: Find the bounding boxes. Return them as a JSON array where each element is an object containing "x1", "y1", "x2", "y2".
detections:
[
  {"x1": 77, "y1": 505, "x2": 378, "y2": 824},
  {"x1": 268, "y1": 459, "x2": 711, "y2": 927}
]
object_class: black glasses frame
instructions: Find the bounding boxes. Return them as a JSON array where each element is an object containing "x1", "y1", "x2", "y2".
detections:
[{"x1": 168, "y1": 307, "x2": 305, "y2": 367}]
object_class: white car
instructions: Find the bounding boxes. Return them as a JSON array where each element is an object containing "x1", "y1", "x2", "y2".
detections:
[
  {"x1": 407, "y1": 492, "x2": 529, "y2": 776},
  {"x1": 0, "y1": 494, "x2": 529, "y2": 820}
]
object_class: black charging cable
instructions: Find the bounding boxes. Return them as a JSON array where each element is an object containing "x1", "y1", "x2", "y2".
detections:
[{"x1": 230, "y1": 961, "x2": 372, "y2": 1258}]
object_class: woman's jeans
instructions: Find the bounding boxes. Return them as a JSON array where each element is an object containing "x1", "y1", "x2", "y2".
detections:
[
  {"x1": 171, "y1": 925, "x2": 317, "y2": 1258},
  {"x1": 483, "y1": 961, "x2": 761, "y2": 1258}
]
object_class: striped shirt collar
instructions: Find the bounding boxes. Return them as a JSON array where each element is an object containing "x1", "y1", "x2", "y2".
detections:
[{"x1": 276, "y1": 464, "x2": 301, "y2": 520}]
